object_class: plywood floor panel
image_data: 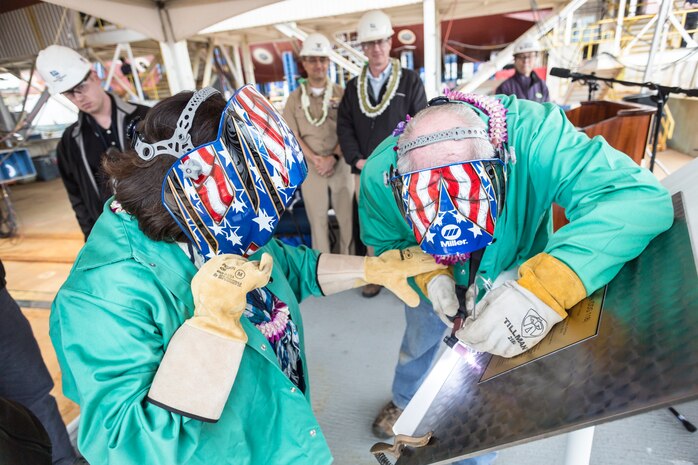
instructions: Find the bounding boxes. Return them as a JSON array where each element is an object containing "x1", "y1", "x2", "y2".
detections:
[
  {"x1": 0, "y1": 237, "x2": 83, "y2": 263},
  {"x1": 6, "y1": 179, "x2": 82, "y2": 237},
  {"x1": 4, "y1": 261, "x2": 72, "y2": 296}
]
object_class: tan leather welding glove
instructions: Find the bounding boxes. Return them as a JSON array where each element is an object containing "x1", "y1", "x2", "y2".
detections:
[
  {"x1": 317, "y1": 247, "x2": 446, "y2": 307},
  {"x1": 415, "y1": 268, "x2": 458, "y2": 326},
  {"x1": 147, "y1": 253, "x2": 273, "y2": 422},
  {"x1": 188, "y1": 253, "x2": 273, "y2": 339},
  {"x1": 456, "y1": 253, "x2": 586, "y2": 358},
  {"x1": 517, "y1": 252, "x2": 586, "y2": 318}
]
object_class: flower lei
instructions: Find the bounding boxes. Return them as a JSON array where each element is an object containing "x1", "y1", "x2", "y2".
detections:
[
  {"x1": 300, "y1": 78, "x2": 334, "y2": 127},
  {"x1": 443, "y1": 89, "x2": 508, "y2": 151},
  {"x1": 391, "y1": 90, "x2": 514, "y2": 163},
  {"x1": 357, "y1": 58, "x2": 402, "y2": 118},
  {"x1": 255, "y1": 297, "x2": 290, "y2": 343},
  {"x1": 109, "y1": 200, "x2": 126, "y2": 214}
]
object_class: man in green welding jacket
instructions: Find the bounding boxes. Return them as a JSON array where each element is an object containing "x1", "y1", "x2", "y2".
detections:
[{"x1": 359, "y1": 90, "x2": 673, "y2": 443}]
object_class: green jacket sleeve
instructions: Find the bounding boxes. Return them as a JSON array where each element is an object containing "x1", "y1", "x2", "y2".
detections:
[
  {"x1": 261, "y1": 239, "x2": 323, "y2": 302},
  {"x1": 513, "y1": 99, "x2": 673, "y2": 293},
  {"x1": 50, "y1": 265, "x2": 203, "y2": 465},
  {"x1": 358, "y1": 136, "x2": 417, "y2": 256}
]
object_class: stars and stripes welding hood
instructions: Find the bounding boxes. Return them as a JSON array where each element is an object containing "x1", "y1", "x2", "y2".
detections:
[
  {"x1": 162, "y1": 85, "x2": 307, "y2": 259},
  {"x1": 390, "y1": 159, "x2": 506, "y2": 260},
  {"x1": 388, "y1": 93, "x2": 512, "y2": 262}
]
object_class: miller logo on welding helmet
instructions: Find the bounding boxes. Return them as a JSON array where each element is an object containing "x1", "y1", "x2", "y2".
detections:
[
  {"x1": 131, "y1": 85, "x2": 307, "y2": 259},
  {"x1": 388, "y1": 92, "x2": 511, "y2": 263}
]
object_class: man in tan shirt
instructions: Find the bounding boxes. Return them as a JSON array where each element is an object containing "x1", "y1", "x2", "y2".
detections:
[{"x1": 283, "y1": 33, "x2": 353, "y2": 254}]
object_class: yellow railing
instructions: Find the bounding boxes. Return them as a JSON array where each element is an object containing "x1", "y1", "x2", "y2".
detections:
[
  {"x1": 658, "y1": 104, "x2": 675, "y2": 151},
  {"x1": 547, "y1": 7, "x2": 698, "y2": 57}
]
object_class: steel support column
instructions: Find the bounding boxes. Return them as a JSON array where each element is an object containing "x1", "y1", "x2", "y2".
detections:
[
  {"x1": 232, "y1": 44, "x2": 245, "y2": 86},
  {"x1": 241, "y1": 38, "x2": 256, "y2": 86},
  {"x1": 218, "y1": 45, "x2": 244, "y2": 88},
  {"x1": 123, "y1": 43, "x2": 145, "y2": 102},
  {"x1": 423, "y1": 0, "x2": 441, "y2": 99},
  {"x1": 614, "y1": 0, "x2": 627, "y2": 54},
  {"x1": 103, "y1": 43, "x2": 123, "y2": 91},
  {"x1": 159, "y1": 40, "x2": 196, "y2": 94},
  {"x1": 202, "y1": 40, "x2": 215, "y2": 88},
  {"x1": 644, "y1": 0, "x2": 672, "y2": 81}
]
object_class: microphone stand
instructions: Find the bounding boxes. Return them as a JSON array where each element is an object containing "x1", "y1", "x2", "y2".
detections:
[
  {"x1": 558, "y1": 71, "x2": 698, "y2": 172},
  {"x1": 570, "y1": 72, "x2": 600, "y2": 101}
]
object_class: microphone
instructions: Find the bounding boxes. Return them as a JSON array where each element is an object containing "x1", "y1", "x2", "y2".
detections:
[
  {"x1": 549, "y1": 67, "x2": 698, "y2": 97},
  {"x1": 549, "y1": 67, "x2": 572, "y2": 79}
]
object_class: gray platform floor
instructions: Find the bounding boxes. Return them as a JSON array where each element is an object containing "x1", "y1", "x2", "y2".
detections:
[{"x1": 302, "y1": 289, "x2": 698, "y2": 465}]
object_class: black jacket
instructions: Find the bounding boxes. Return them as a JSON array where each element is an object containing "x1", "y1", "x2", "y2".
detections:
[
  {"x1": 57, "y1": 94, "x2": 149, "y2": 239},
  {"x1": 337, "y1": 68, "x2": 427, "y2": 174},
  {"x1": 0, "y1": 397, "x2": 51, "y2": 465}
]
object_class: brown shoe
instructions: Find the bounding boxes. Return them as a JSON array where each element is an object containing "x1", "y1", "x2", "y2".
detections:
[
  {"x1": 372, "y1": 401, "x2": 403, "y2": 438},
  {"x1": 362, "y1": 284, "x2": 382, "y2": 298}
]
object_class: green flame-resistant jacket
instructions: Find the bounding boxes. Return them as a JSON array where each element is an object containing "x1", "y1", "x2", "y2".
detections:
[
  {"x1": 359, "y1": 95, "x2": 673, "y2": 294},
  {"x1": 50, "y1": 203, "x2": 332, "y2": 465}
]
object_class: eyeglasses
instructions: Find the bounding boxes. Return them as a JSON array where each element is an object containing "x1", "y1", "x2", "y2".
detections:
[
  {"x1": 303, "y1": 56, "x2": 329, "y2": 64},
  {"x1": 361, "y1": 38, "x2": 391, "y2": 49},
  {"x1": 514, "y1": 53, "x2": 537, "y2": 62},
  {"x1": 62, "y1": 72, "x2": 92, "y2": 97}
]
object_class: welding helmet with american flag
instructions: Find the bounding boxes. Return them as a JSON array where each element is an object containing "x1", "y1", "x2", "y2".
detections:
[
  {"x1": 388, "y1": 93, "x2": 511, "y2": 263},
  {"x1": 390, "y1": 158, "x2": 505, "y2": 262},
  {"x1": 160, "y1": 85, "x2": 307, "y2": 259}
]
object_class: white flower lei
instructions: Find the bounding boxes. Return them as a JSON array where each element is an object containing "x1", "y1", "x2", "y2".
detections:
[
  {"x1": 357, "y1": 58, "x2": 402, "y2": 118},
  {"x1": 300, "y1": 79, "x2": 334, "y2": 127}
]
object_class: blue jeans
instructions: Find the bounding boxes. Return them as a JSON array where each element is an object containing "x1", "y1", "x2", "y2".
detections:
[
  {"x1": 392, "y1": 299, "x2": 497, "y2": 465},
  {"x1": 0, "y1": 287, "x2": 77, "y2": 465}
]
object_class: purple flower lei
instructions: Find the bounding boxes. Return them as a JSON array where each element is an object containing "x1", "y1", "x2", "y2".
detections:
[
  {"x1": 392, "y1": 114, "x2": 411, "y2": 138},
  {"x1": 256, "y1": 297, "x2": 290, "y2": 343},
  {"x1": 433, "y1": 252, "x2": 471, "y2": 266},
  {"x1": 443, "y1": 89, "x2": 508, "y2": 150},
  {"x1": 391, "y1": 91, "x2": 509, "y2": 150}
]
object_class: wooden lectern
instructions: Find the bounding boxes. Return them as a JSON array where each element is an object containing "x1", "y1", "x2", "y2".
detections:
[{"x1": 553, "y1": 100, "x2": 655, "y2": 230}]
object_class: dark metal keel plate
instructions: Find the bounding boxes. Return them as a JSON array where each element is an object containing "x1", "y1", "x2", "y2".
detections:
[{"x1": 397, "y1": 192, "x2": 698, "y2": 465}]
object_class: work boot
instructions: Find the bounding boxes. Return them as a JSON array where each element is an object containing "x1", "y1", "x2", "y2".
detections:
[
  {"x1": 362, "y1": 284, "x2": 382, "y2": 298},
  {"x1": 372, "y1": 401, "x2": 403, "y2": 439}
]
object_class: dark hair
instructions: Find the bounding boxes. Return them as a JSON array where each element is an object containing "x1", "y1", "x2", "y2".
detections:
[{"x1": 103, "y1": 91, "x2": 226, "y2": 242}]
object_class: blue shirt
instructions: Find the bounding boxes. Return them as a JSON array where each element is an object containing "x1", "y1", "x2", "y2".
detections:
[{"x1": 367, "y1": 63, "x2": 392, "y2": 100}]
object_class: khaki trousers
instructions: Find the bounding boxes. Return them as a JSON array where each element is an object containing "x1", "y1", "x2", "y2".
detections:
[
  {"x1": 354, "y1": 173, "x2": 375, "y2": 257},
  {"x1": 301, "y1": 158, "x2": 354, "y2": 254}
]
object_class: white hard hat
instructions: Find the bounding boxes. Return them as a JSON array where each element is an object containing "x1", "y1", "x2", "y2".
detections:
[
  {"x1": 357, "y1": 10, "x2": 394, "y2": 43},
  {"x1": 300, "y1": 33, "x2": 332, "y2": 57},
  {"x1": 513, "y1": 38, "x2": 544, "y2": 56},
  {"x1": 36, "y1": 45, "x2": 91, "y2": 95}
]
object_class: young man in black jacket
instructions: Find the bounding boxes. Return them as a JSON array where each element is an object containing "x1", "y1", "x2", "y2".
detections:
[
  {"x1": 37, "y1": 45, "x2": 149, "y2": 239},
  {"x1": 337, "y1": 9, "x2": 427, "y2": 297}
]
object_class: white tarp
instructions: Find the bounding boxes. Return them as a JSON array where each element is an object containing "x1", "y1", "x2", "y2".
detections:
[{"x1": 42, "y1": 0, "x2": 281, "y2": 42}]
